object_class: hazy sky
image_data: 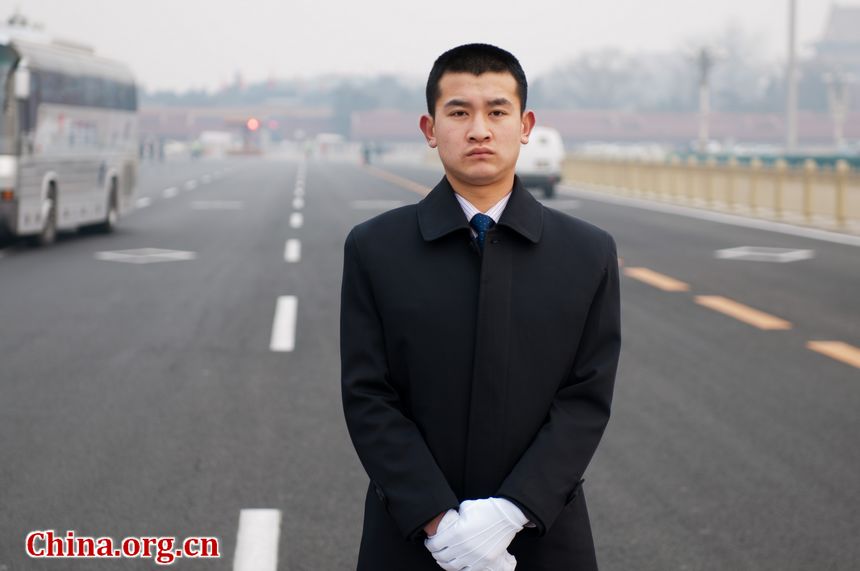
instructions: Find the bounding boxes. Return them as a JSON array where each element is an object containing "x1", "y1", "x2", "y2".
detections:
[{"x1": 0, "y1": 0, "x2": 844, "y2": 92}]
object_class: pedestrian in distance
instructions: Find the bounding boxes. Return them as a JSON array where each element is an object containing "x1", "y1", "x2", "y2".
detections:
[{"x1": 340, "y1": 42, "x2": 621, "y2": 570}]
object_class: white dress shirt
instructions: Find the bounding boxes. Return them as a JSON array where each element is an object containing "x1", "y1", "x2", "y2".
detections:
[{"x1": 454, "y1": 190, "x2": 512, "y2": 237}]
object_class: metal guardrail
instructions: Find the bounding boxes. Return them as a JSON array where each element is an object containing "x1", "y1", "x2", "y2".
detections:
[
  {"x1": 676, "y1": 153, "x2": 860, "y2": 170},
  {"x1": 563, "y1": 155, "x2": 860, "y2": 231}
]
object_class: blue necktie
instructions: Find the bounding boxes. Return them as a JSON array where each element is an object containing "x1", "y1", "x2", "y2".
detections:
[{"x1": 470, "y1": 213, "x2": 496, "y2": 253}]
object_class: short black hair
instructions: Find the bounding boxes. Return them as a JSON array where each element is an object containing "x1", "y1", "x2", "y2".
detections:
[{"x1": 425, "y1": 43, "x2": 528, "y2": 117}]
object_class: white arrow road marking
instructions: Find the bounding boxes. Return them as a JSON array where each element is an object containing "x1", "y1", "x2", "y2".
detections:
[
  {"x1": 715, "y1": 246, "x2": 815, "y2": 263},
  {"x1": 95, "y1": 248, "x2": 197, "y2": 264}
]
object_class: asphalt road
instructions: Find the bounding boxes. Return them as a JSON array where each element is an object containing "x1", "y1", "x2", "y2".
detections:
[{"x1": 1, "y1": 155, "x2": 857, "y2": 570}]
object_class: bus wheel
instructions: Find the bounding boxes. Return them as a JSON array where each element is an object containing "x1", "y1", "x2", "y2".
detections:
[
  {"x1": 543, "y1": 184, "x2": 556, "y2": 199},
  {"x1": 30, "y1": 190, "x2": 57, "y2": 247},
  {"x1": 96, "y1": 184, "x2": 119, "y2": 233}
]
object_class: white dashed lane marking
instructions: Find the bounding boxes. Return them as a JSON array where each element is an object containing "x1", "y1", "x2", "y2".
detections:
[
  {"x1": 285, "y1": 239, "x2": 301, "y2": 263},
  {"x1": 233, "y1": 509, "x2": 281, "y2": 571},
  {"x1": 290, "y1": 212, "x2": 303, "y2": 229},
  {"x1": 270, "y1": 296, "x2": 298, "y2": 352},
  {"x1": 162, "y1": 187, "x2": 178, "y2": 199},
  {"x1": 191, "y1": 200, "x2": 244, "y2": 210}
]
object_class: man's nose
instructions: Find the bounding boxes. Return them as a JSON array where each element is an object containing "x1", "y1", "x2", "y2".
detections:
[{"x1": 467, "y1": 115, "x2": 491, "y2": 141}]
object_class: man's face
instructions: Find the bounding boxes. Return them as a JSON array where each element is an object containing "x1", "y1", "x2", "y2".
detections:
[{"x1": 420, "y1": 71, "x2": 535, "y2": 189}]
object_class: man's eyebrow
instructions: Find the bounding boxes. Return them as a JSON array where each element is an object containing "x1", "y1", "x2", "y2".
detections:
[
  {"x1": 443, "y1": 98, "x2": 470, "y2": 108},
  {"x1": 442, "y1": 97, "x2": 514, "y2": 108}
]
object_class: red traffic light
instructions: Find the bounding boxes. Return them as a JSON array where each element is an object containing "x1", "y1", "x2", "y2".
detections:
[{"x1": 246, "y1": 118, "x2": 260, "y2": 131}]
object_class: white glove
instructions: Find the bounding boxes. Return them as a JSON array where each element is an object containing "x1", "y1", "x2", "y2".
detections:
[
  {"x1": 425, "y1": 497, "x2": 527, "y2": 571},
  {"x1": 471, "y1": 549, "x2": 517, "y2": 571}
]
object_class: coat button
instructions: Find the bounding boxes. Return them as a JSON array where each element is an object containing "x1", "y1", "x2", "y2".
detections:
[
  {"x1": 566, "y1": 478, "x2": 585, "y2": 504},
  {"x1": 374, "y1": 483, "x2": 387, "y2": 504}
]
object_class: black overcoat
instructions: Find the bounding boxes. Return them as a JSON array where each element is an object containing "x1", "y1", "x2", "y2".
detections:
[{"x1": 340, "y1": 174, "x2": 621, "y2": 570}]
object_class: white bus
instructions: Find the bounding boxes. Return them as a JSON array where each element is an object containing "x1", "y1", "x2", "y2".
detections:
[{"x1": 0, "y1": 25, "x2": 138, "y2": 246}]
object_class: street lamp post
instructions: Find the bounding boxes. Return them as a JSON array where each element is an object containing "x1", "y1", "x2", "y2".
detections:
[
  {"x1": 697, "y1": 48, "x2": 715, "y2": 154},
  {"x1": 786, "y1": 0, "x2": 799, "y2": 151},
  {"x1": 824, "y1": 72, "x2": 856, "y2": 150}
]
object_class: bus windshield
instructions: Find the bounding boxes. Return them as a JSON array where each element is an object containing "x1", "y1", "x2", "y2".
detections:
[{"x1": 0, "y1": 45, "x2": 17, "y2": 155}]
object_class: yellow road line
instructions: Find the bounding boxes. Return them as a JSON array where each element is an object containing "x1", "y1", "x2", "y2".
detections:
[
  {"x1": 364, "y1": 166, "x2": 430, "y2": 196},
  {"x1": 694, "y1": 295, "x2": 792, "y2": 330},
  {"x1": 807, "y1": 341, "x2": 860, "y2": 369},
  {"x1": 623, "y1": 267, "x2": 690, "y2": 292}
]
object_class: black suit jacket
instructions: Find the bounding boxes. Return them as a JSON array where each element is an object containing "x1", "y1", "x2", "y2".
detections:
[{"x1": 340, "y1": 174, "x2": 621, "y2": 570}]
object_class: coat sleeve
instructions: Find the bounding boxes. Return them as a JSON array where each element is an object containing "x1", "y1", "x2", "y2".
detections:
[
  {"x1": 340, "y1": 228, "x2": 460, "y2": 542},
  {"x1": 496, "y1": 232, "x2": 621, "y2": 536}
]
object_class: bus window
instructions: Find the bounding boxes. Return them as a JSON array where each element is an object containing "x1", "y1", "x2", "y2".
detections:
[{"x1": 0, "y1": 46, "x2": 18, "y2": 155}]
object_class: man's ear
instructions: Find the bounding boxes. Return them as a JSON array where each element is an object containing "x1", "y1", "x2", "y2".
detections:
[
  {"x1": 520, "y1": 110, "x2": 536, "y2": 144},
  {"x1": 419, "y1": 114, "x2": 437, "y2": 148}
]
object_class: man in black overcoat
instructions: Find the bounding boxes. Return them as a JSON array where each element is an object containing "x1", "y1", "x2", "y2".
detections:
[{"x1": 340, "y1": 43, "x2": 621, "y2": 570}]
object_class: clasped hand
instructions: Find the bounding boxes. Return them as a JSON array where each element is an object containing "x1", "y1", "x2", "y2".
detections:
[{"x1": 424, "y1": 497, "x2": 527, "y2": 571}]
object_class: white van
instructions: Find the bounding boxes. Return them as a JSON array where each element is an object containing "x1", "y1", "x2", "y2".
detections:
[{"x1": 516, "y1": 126, "x2": 565, "y2": 198}]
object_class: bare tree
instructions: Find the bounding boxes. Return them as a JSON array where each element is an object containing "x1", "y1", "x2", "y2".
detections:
[{"x1": 537, "y1": 48, "x2": 641, "y2": 109}]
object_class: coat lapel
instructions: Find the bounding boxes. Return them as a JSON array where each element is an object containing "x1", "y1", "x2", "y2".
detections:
[
  {"x1": 417, "y1": 176, "x2": 471, "y2": 242},
  {"x1": 417, "y1": 174, "x2": 544, "y2": 244}
]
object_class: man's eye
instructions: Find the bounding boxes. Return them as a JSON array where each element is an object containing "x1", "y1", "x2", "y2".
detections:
[
  {"x1": 450, "y1": 111, "x2": 466, "y2": 117},
  {"x1": 491, "y1": 111, "x2": 506, "y2": 116}
]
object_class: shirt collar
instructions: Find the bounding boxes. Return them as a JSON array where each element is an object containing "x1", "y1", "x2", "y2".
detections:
[{"x1": 453, "y1": 190, "x2": 511, "y2": 225}]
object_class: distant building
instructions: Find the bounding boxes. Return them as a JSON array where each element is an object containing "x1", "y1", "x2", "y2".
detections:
[
  {"x1": 138, "y1": 104, "x2": 335, "y2": 142},
  {"x1": 349, "y1": 108, "x2": 859, "y2": 146}
]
